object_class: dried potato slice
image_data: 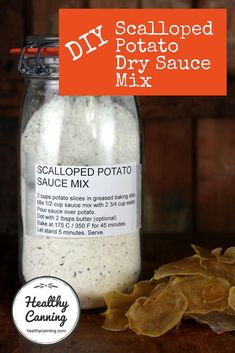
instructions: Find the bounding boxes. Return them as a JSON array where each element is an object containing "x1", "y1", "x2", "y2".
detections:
[
  {"x1": 224, "y1": 248, "x2": 235, "y2": 263},
  {"x1": 169, "y1": 275, "x2": 230, "y2": 314},
  {"x1": 191, "y1": 244, "x2": 213, "y2": 259},
  {"x1": 202, "y1": 281, "x2": 229, "y2": 304},
  {"x1": 126, "y1": 289, "x2": 187, "y2": 337},
  {"x1": 102, "y1": 280, "x2": 154, "y2": 331},
  {"x1": 154, "y1": 255, "x2": 212, "y2": 280},
  {"x1": 212, "y1": 247, "x2": 235, "y2": 264},
  {"x1": 190, "y1": 310, "x2": 235, "y2": 334},
  {"x1": 201, "y1": 258, "x2": 235, "y2": 285},
  {"x1": 148, "y1": 282, "x2": 168, "y2": 300},
  {"x1": 228, "y1": 286, "x2": 235, "y2": 311},
  {"x1": 102, "y1": 308, "x2": 129, "y2": 331},
  {"x1": 104, "y1": 280, "x2": 154, "y2": 308}
]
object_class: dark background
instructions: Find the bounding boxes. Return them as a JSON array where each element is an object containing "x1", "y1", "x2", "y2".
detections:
[{"x1": 1, "y1": 0, "x2": 235, "y2": 238}]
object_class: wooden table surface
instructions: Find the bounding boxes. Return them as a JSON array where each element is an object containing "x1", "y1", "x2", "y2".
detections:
[{"x1": 1, "y1": 233, "x2": 235, "y2": 353}]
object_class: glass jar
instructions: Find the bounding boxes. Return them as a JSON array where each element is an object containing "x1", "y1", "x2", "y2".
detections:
[{"x1": 17, "y1": 35, "x2": 142, "y2": 309}]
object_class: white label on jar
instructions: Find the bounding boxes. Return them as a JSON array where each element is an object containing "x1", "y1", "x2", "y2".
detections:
[{"x1": 35, "y1": 163, "x2": 140, "y2": 238}]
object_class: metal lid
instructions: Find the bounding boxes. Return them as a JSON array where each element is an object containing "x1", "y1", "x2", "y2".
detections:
[{"x1": 15, "y1": 35, "x2": 59, "y2": 77}]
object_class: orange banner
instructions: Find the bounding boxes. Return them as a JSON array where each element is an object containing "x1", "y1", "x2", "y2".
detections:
[{"x1": 59, "y1": 9, "x2": 227, "y2": 96}]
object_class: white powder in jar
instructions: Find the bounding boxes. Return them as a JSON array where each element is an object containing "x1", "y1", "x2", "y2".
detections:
[{"x1": 21, "y1": 96, "x2": 141, "y2": 309}]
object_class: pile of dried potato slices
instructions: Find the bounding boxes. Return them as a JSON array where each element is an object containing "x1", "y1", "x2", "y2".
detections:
[{"x1": 102, "y1": 245, "x2": 235, "y2": 337}]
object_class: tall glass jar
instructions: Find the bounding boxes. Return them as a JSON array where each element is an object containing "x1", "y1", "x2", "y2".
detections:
[{"x1": 17, "y1": 35, "x2": 142, "y2": 309}]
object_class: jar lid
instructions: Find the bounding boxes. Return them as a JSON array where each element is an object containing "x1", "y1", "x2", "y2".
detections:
[{"x1": 11, "y1": 35, "x2": 59, "y2": 77}]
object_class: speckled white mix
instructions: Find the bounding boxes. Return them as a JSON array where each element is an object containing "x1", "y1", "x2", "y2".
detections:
[{"x1": 21, "y1": 96, "x2": 141, "y2": 309}]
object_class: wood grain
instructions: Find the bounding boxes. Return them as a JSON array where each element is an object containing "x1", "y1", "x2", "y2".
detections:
[
  {"x1": 197, "y1": 119, "x2": 235, "y2": 232},
  {"x1": 88, "y1": 0, "x2": 139, "y2": 8},
  {"x1": 139, "y1": 80, "x2": 235, "y2": 120},
  {"x1": 31, "y1": 0, "x2": 87, "y2": 34},
  {"x1": 0, "y1": 118, "x2": 18, "y2": 235},
  {"x1": 141, "y1": 0, "x2": 193, "y2": 8},
  {"x1": 0, "y1": 0, "x2": 24, "y2": 116},
  {"x1": 197, "y1": 0, "x2": 235, "y2": 73},
  {"x1": 143, "y1": 118, "x2": 192, "y2": 233}
]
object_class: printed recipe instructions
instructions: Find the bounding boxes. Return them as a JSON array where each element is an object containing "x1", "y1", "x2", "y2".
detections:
[{"x1": 35, "y1": 163, "x2": 140, "y2": 238}]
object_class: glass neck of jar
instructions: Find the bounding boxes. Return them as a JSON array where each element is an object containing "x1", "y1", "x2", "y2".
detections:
[{"x1": 21, "y1": 56, "x2": 59, "y2": 79}]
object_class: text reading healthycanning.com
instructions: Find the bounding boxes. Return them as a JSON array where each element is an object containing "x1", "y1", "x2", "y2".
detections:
[{"x1": 59, "y1": 9, "x2": 226, "y2": 96}]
